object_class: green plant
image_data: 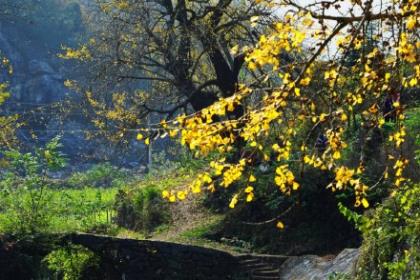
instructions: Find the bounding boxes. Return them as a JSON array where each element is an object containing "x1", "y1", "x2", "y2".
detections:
[
  {"x1": 0, "y1": 137, "x2": 66, "y2": 235},
  {"x1": 114, "y1": 184, "x2": 170, "y2": 234},
  {"x1": 356, "y1": 183, "x2": 420, "y2": 280},
  {"x1": 337, "y1": 202, "x2": 367, "y2": 231},
  {"x1": 44, "y1": 244, "x2": 99, "y2": 280}
]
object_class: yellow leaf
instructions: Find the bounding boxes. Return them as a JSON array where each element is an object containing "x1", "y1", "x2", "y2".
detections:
[
  {"x1": 249, "y1": 174, "x2": 256, "y2": 182},
  {"x1": 302, "y1": 14, "x2": 313, "y2": 27},
  {"x1": 169, "y1": 129, "x2": 178, "y2": 137},
  {"x1": 145, "y1": 138, "x2": 150, "y2": 145},
  {"x1": 276, "y1": 221, "x2": 285, "y2": 230},
  {"x1": 310, "y1": 102, "x2": 316, "y2": 111},
  {"x1": 229, "y1": 194, "x2": 239, "y2": 209},
  {"x1": 177, "y1": 191, "x2": 186, "y2": 200},
  {"x1": 136, "y1": 133, "x2": 143, "y2": 140},
  {"x1": 361, "y1": 198, "x2": 369, "y2": 208},
  {"x1": 230, "y1": 45, "x2": 239, "y2": 55},
  {"x1": 409, "y1": 78, "x2": 417, "y2": 87},
  {"x1": 162, "y1": 190, "x2": 169, "y2": 199},
  {"x1": 300, "y1": 77, "x2": 311, "y2": 86},
  {"x1": 246, "y1": 193, "x2": 254, "y2": 202},
  {"x1": 378, "y1": 118, "x2": 385, "y2": 126},
  {"x1": 406, "y1": 16, "x2": 416, "y2": 30},
  {"x1": 245, "y1": 186, "x2": 254, "y2": 193}
]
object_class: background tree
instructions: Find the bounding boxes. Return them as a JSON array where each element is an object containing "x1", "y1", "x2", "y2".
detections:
[
  {"x1": 0, "y1": 53, "x2": 19, "y2": 148},
  {"x1": 63, "y1": 0, "x2": 279, "y2": 141}
]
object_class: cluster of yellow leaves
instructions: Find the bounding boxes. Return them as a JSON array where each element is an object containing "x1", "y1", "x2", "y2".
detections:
[
  {"x1": 275, "y1": 165, "x2": 299, "y2": 194},
  {"x1": 246, "y1": 21, "x2": 305, "y2": 71},
  {"x1": 389, "y1": 126, "x2": 406, "y2": 148},
  {"x1": 0, "y1": 82, "x2": 10, "y2": 105},
  {"x1": 326, "y1": 166, "x2": 369, "y2": 208},
  {"x1": 165, "y1": 85, "x2": 254, "y2": 156},
  {"x1": 392, "y1": 157, "x2": 409, "y2": 187},
  {"x1": 59, "y1": 45, "x2": 92, "y2": 61}
]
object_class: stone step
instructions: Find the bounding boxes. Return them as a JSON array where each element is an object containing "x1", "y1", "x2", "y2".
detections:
[
  {"x1": 236, "y1": 254, "x2": 257, "y2": 260},
  {"x1": 239, "y1": 258, "x2": 262, "y2": 264},
  {"x1": 252, "y1": 269, "x2": 280, "y2": 277},
  {"x1": 251, "y1": 275, "x2": 279, "y2": 280},
  {"x1": 241, "y1": 263, "x2": 271, "y2": 270}
]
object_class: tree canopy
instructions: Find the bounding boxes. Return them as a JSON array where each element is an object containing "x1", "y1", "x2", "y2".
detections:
[{"x1": 64, "y1": 0, "x2": 418, "y2": 218}]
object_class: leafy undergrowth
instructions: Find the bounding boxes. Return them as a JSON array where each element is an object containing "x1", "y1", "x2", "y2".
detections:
[{"x1": 356, "y1": 183, "x2": 420, "y2": 280}]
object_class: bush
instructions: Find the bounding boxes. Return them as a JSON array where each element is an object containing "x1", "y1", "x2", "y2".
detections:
[
  {"x1": 114, "y1": 184, "x2": 170, "y2": 235},
  {"x1": 44, "y1": 244, "x2": 99, "y2": 280},
  {"x1": 356, "y1": 183, "x2": 420, "y2": 280},
  {"x1": 0, "y1": 137, "x2": 66, "y2": 235}
]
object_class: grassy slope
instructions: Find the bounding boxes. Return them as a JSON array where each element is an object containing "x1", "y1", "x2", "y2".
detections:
[{"x1": 111, "y1": 166, "x2": 251, "y2": 254}]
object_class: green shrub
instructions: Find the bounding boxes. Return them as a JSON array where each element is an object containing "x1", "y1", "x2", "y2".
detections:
[
  {"x1": 44, "y1": 244, "x2": 99, "y2": 280},
  {"x1": 356, "y1": 183, "x2": 420, "y2": 280},
  {"x1": 0, "y1": 137, "x2": 66, "y2": 235},
  {"x1": 0, "y1": 138, "x2": 118, "y2": 235},
  {"x1": 114, "y1": 184, "x2": 170, "y2": 234}
]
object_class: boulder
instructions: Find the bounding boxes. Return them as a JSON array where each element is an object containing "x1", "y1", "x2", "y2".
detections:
[{"x1": 278, "y1": 248, "x2": 359, "y2": 280}]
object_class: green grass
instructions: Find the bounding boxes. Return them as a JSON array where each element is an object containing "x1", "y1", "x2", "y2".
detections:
[
  {"x1": 0, "y1": 187, "x2": 118, "y2": 234},
  {"x1": 49, "y1": 187, "x2": 118, "y2": 232},
  {"x1": 179, "y1": 215, "x2": 224, "y2": 239}
]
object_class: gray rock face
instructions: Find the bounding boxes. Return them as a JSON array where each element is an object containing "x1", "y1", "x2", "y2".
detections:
[
  {"x1": 278, "y1": 248, "x2": 359, "y2": 279},
  {"x1": 23, "y1": 74, "x2": 66, "y2": 103},
  {"x1": 0, "y1": 24, "x2": 66, "y2": 105},
  {"x1": 0, "y1": 25, "x2": 24, "y2": 74}
]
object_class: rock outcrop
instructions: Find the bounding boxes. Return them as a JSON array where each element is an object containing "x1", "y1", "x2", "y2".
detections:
[
  {"x1": 235, "y1": 249, "x2": 358, "y2": 280},
  {"x1": 277, "y1": 249, "x2": 359, "y2": 279}
]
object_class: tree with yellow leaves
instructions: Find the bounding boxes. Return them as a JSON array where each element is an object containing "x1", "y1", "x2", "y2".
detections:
[
  {"x1": 156, "y1": 0, "x2": 418, "y2": 215},
  {"x1": 66, "y1": 1, "x2": 418, "y2": 225}
]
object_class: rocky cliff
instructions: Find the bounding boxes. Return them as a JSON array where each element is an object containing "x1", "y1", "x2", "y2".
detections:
[
  {"x1": 0, "y1": 1, "x2": 152, "y2": 168},
  {"x1": 0, "y1": 1, "x2": 87, "y2": 157}
]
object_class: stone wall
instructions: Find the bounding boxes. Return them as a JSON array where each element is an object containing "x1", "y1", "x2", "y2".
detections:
[
  {"x1": 0, "y1": 233, "x2": 360, "y2": 280},
  {"x1": 66, "y1": 233, "x2": 239, "y2": 280}
]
